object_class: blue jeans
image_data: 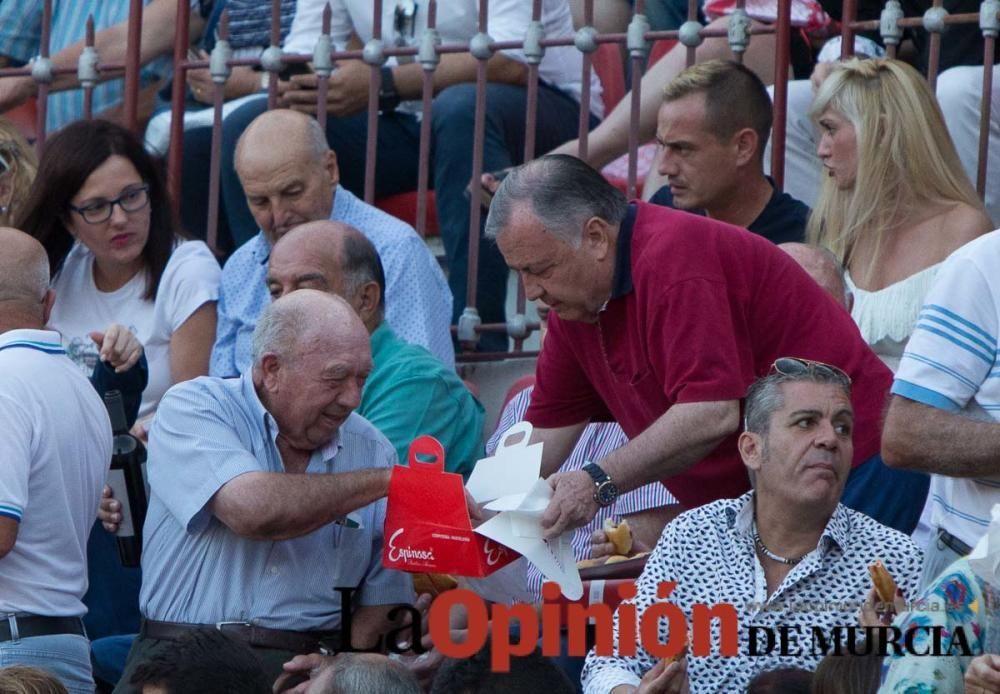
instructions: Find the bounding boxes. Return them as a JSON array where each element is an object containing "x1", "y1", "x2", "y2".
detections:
[
  {"x1": 0, "y1": 633, "x2": 94, "y2": 694},
  {"x1": 220, "y1": 83, "x2": 591, "y2": 352},
  {"x1": 841, "y1": 454, "x2": 930, "y2": 535}
]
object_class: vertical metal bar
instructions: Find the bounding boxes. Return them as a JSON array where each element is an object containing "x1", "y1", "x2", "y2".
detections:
[
  {"x1": 840, "y1": 0, "x2": 856, "y2": 59},
  {"x1": 415, "y1": 0, "x2": 439, "y2": 238},
  {"x1": 267, "y1": 0, "x2": 281, "y2": 109},
  {"x1": 575, "y1": 0, "x2": 592, "y2": 161},
  {"x1": 35, "y1": 0, "x2": 52, "y2": 152},
  {"x1": 687, "y1": 0, "x2": 698, "y2": 66},
  {"x1": 316, "y1": 4, "x2": 332, "y2": 131},
  {"x1": 977, "y1": 37, "x2": 996, "y2": 196},
  {"x1": 83, "y1": 17, "x2": 95, "y2": 120},
  {"x1": 167, "y1": 0, "x2": 192, "y2": 216},
  {"x1": 524, "y1": 0, "x2": 542, "y2": 161},
  {"x1": 627, "y1": 0, "x2": 646, "y2": 198},
  {"x1": 364, "y1": 0, "x2": 384, "y2": 203},
  {"x1": 886, "y1": 42, "x2": 898, "y2": 59},
  {"x1": 733, "y1": 0, "x2": 746, "y2": 64},
  {"x1": 770, "y1": 0, "x2": 792, "y2": 190},
  {"x1": 465, "y1": 0, "x2": 489, "y2": 313},
  {"x1": 927, "y1": 0, "x2": 944, "y2": 92},
  {"x1": 206, "y1": 11, "x2": 230, "y2": 255},
  {"x1": 123, "y1": 0, "x2": 144, "y2": 133}
]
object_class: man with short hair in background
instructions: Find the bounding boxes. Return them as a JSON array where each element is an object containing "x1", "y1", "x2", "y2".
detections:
[{"x1": 0, "y1": 228, "x2": 112, "y2": 693}]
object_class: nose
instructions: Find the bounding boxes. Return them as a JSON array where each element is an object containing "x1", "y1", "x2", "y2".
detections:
[
  {"x1": 657, "y1": 147, "x2": 679, "y2": 177},
  {"x1": 816, "y1": 134, "x2": 831, "y2": 159},
  {"x1": 522, "y1": 274, "x2": 543, "y2": 302},
  {"x1": 813, "y1": 420, "x2": 839, "y2": 450},
  {"x1": 337, "y1": 377, "x2": 364, "y2": 411},
  {"x1": 108, "y1": 200, "x2": 129, "y2": 226}
]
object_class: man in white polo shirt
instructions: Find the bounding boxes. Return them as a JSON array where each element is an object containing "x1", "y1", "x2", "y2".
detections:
[
  {"x1": 0, "y1": 228, "x2": 112, "y2": 694},
  {"x1": 883, "y1": 228, "x2": 1000, "y2": 587}
]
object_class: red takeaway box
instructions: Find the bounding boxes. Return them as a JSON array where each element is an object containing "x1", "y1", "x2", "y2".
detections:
[{"x1": 383, "y1": 436, "x2": 520, "y2": 577}]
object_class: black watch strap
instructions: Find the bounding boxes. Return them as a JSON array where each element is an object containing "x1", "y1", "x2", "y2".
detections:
[
  {"x1": 379, "y1": 66, "x2": 401, "y2": 113},
  {"x1": 582, "y1": 462, "x2": 610, "y2": 485}
]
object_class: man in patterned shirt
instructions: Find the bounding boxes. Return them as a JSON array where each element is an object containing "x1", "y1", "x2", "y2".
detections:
[
  {"x1": 210, "y1": 108, "x2": 454, "y2": 375},
  {"x1": 582, "y1": 362, "x2": 923, "y2": 693}
]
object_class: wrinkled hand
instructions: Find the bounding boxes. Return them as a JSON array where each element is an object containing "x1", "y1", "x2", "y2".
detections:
[
  {"x1": 541, "y1": 470, "x2": 599, "y2": 539},
  {"x1": 272, "y1": 653, "x2": 336, "y2": 694},
  {"x1": 464, "y1": 488, "x2": 485, "y2": 526},
  {"x1": 859, "y1": 586, "x2": 905, "y2": 628},
  {"x1": 590, "y1": 525, "x2": 647, "y2": 560},
  {"x1": 130, "y1": 413, "x2": 152, "y2": 445},
  {"x1": 0, "y1": 75, "x2": 36, "y2": 113},
  {"x1": 98, "y1": 485, "x2": 122, "y2": 533},
  {"x1": 637, "y1": 657, "x2": 690, "y2": 694},
  {"x1": 965, "y1": 654, "x2": 1000, "y2": 693},
  {"x1": 810, "y1": 61, "x2": 836, "y2": 94},
  {"x1": 89, "y1": 324, "x2": 143, "y2": 373},
  {"x1": 281, "y1": 61, "x2": 369, "y2": 117}
]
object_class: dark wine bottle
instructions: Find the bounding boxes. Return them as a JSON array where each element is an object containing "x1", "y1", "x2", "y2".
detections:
[{"x1": 103, "y1": 390, "x2": 148, "y2": 568}]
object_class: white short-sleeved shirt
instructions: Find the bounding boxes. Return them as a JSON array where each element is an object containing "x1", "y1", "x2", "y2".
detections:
[
  {"x1": 892, "y1": 229, "x2": 1000, "y2": 548},
  {"x1": 0, "y1": 329, "x2": 112, "y2": 617},
  {"x1": 48, "y1": 240, "x2": 221, "y2": 420},
  {"x1": 284, "y1": 0, "x2": 603, "y2": 117}
]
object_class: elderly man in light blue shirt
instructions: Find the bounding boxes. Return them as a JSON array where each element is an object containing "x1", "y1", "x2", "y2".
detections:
[
  {"x1": 114, "y1": 290, "x2": 415, "y2": 693},
  {"x1": 209, "y1": 108, "x2": 454, "y2": 376}
]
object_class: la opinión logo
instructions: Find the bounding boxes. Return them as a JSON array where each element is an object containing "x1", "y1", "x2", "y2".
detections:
[{"x1": 326, "y1": 581, "x2": 974, "y2": 672}]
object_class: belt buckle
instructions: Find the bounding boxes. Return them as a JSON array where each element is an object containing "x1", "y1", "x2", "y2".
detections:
[{"x1": 214, "y1": 620, "x2": 251, "y2": 631}]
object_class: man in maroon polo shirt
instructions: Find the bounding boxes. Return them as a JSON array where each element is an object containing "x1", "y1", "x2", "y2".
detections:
[{"x1": 484, "y1": 154, "x2": 928, "y2": 538}]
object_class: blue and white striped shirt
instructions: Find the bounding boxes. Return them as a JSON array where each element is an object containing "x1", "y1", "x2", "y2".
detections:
[
  {"x1": 892, "y1": 228, "x2": 1000, "y2": 549},
  {"x1": 487, "y1": 385, "x2": 678, "y2": 601},
  {"x1": 0, "y1": 0, "x2": 175, "y2": 132},
  {"x1": 139, "y1": 372, "x2": 414, "y2": 629},
  {"x1": 210, "y1": 185, "x2": 455, "y2": 376}
]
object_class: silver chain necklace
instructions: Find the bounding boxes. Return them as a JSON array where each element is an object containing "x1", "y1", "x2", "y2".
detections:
[{"x1": 753, "y1": 529, "x2": 808, "y2": 566}]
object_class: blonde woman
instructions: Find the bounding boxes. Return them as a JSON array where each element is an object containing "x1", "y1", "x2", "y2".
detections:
[
  {"x1": 0, "y1": 118, "x2": 37, "y2": 226},
  {"x1": 808, "y1": 58, "x2": 993, "y2": 372}
]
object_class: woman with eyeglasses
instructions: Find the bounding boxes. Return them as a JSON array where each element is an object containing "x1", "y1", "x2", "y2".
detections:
[
  {"x1": 808, "y1": 58, "x2": 993, "y2": 374},
  {"x1": 17, "y1": 119, "x2": 220, "y2": 433}
]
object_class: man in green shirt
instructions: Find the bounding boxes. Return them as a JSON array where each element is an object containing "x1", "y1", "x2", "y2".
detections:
[{"x1": 266, "y1": 220, "x2": 485, "y2": 477}]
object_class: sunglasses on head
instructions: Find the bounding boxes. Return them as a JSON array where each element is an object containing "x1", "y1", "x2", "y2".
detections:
[{"x1": 769, "y1": 357, "x2": 851, "y2": 386}]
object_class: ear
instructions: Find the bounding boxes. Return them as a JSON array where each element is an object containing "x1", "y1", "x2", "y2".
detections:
[
  {"x1": 353, "y1": 280, "x2": 381, "y2": 328},
  {"x1": 732, "y1": 128, "x2": 759, "y2": 168},
  {"x1": 259, "y1": 353, "x2": 282, "y2": 392},
  {"x1": 581, "y1": 216, "x2": 613, "y2": 262},
  {"x1": 738, "y1": 430, "x2": 765, "y2": 473},
  {"x1": 325, "y1": 149, "x2": 340, "y2": 190},
  {"x1": 42, "y1": 288, "x2": 55, "y2": 325}
]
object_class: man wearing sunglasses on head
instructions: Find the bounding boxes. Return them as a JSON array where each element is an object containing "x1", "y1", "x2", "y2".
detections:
[{"x1": 485, "y1": 155, "x2": 928, "y2": 540}]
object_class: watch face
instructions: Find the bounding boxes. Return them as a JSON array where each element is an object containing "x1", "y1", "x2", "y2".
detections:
[{"x1": 596, "y1": 481, "x2": 618, "y2": 507}]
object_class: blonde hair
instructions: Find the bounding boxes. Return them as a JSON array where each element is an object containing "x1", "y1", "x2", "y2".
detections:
[
  {"x1": 806, "y1": 58, "x2": 983, "y2": 278},
  {"x1": 0, "y1": 666, "x2": 68, "y2": 694},
  {"x1": 0, "y1": 117, "x2": 38, "y2": 227}
]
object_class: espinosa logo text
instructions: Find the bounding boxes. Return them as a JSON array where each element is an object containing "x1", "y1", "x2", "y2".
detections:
[{"x1": 387, "y1": 528, "x2": 435, "y2": 563}]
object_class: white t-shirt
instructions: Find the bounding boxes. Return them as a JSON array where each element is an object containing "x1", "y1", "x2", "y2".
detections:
[
  {"x1": 48, "y1": 240, "x2": 221, "y2": 420},
  {"x1": 284, "y1": 0, "x2": 604, "y2": 117},
  {"x1": 892, "y1": 229, "x2": 1000, "y2": 548},
  {"x1": 0, "y1": 329, "x2": 112, "y2": 617}
]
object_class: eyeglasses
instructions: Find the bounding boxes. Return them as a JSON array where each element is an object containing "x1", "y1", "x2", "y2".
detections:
[
  {"x1": 68, "y1": 185, "x2": 150, "y2": 224},
  {"x1": 769, "y1": 357, "x2": 852, "y2": 386}
]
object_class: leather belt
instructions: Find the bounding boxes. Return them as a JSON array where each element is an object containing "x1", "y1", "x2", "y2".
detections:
[
  {"x1": 141, "y1": 619, "x2": 338, "y2": 653},
  {"x1": 0, "y1": 615, "x2": 85, "y2": 643},
  {"x1": 938, "y1": 528, "x2": 973, "y2": 557}
]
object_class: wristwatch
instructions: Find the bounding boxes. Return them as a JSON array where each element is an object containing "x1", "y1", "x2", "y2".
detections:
[
  {"x1": 582, "y1": 462, "x2": 619, "y2": 507},
  {"x1": 378, "y1": 66, "x2": 401, "y2": 113}
]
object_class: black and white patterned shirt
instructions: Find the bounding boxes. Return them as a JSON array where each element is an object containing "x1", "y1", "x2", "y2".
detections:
[{"x1": 581, "y1": 492, "x2": 923, "y2": 693}]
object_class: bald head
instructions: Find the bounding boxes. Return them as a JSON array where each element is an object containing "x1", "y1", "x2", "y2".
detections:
[
  {"x1": 252, "y1": 289, "x2": 366, "y2": 366},
  {"x1": 235, "y1": 109, "x2": 329, "y2": 172},
  {"x1": 780, "y1": 243, "x2": 850, "y2": 308},
  {"x1": 235, "y1": 110, "x2": 340, "y2": 244},
  {"x1": 269, "y1": 221, "x2": 387, "y2": 327},
  {"x1": 0, "y1": 227, "x2": 52, "y2": 328}
]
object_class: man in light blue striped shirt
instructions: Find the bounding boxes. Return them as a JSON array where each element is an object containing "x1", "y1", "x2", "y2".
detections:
[
  {"x1": 883, "y1": 229, "x2": 1000, "y2": 588},
  {"x1": 115, "y1": 289, "x2": 414, "y2": 692}
]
